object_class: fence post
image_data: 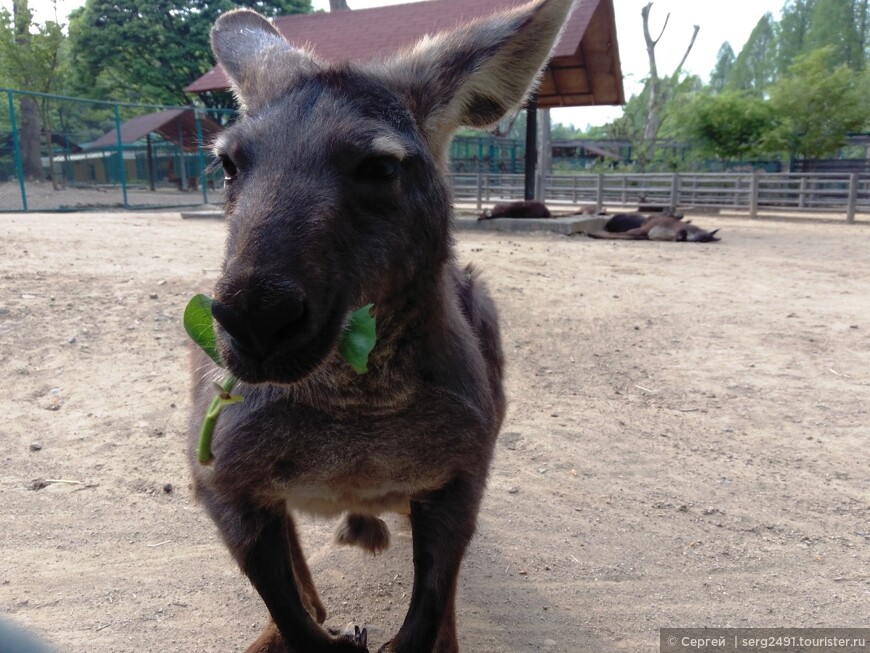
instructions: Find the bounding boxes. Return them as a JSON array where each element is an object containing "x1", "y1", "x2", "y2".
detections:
[
  {"x1": 749, "y1": 169, "x2": 760, "y2": 218},
  {"x1": 195, "y1": 108, "x2": 208, "y2": 205},
  {"x1": 476, "y1": 169, "x2": 483, "y2": 212},
  {"x1": 596, "y1": 173, "x2": 604, "y2": 212},
  {"x1": 113, "y1": 103, "x2": 129, "y2": 208},
  {"x1": 847, "y1": 172, "x2": 858, "y2": 223},
  {"x1": 798, "y1": 177, "x2": 807, "y2": 209},
  {"x1": 670, "y1": 173, "x2": 680, "y2": 212},
  {"x1": 7, "y1": 90, "x2": 27, "y2": 211},
  {"x1": 572, "y1": 175, "x2": 578, "y2": 204}
]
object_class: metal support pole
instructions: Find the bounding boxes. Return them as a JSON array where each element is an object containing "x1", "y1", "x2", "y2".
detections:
[
  {"x1": 7, "y1": 90, "x2": 27, "y2": 211},
  {"x1": 524, "y1": 94, "x2": 537, "y2": 201},
  {"x1": 146, "y1": 133, "x2": 155, "y2": 191},
  {"x1": 113, "y1": 103, "x2": 129, "y2": 207},
  {"x1": 195, "y1": 109, "x2": 208, "y2": 204}
]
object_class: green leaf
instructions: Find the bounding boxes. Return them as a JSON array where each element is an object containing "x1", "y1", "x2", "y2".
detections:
[
  {"x1": 184, "y1": 293, "x2": 223, "y2": 367},
  {"x1": 338, "y1": 303, "x2": 377, "y2": 374}
]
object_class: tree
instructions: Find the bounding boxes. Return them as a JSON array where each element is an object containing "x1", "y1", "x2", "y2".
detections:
[
  {"x1": 638, "y1": 2, "x2": 699, "y2": 169},
  {"x1": 766, "y1": 47, "x2": 869, "y2": 160},
  {"x1": 676, "y1": 91, "x2": 775, "y2": 165},
  {"x1": 805, "y1": 0, "x2": 864, "y2": 69},
  {"x1": 0, "y1": 1, "x2": 66, "y2": 181},
  {"x1": 775, "y1": 0, "x2": 815, "y2": 76},
  {"x1": 727, "y1": 13, "x2": 776, "y2": 95},
  {"x1": 67, "y1": 0, "x2": 311, "y2": 108},
  {"x1": 709, "y1": 43, "x2": 735, "y2": 94}
]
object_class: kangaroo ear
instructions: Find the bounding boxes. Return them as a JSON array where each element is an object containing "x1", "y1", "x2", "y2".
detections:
[
  {"x1": 211, "y1": 9, "x2": 316, "y2": 113},
  {"x1": 383, "y1": 0, "x2": 574, "y2": 154}
]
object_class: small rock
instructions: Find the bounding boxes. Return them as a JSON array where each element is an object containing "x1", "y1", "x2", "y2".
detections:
[
  {"x1": 508, "y1": 486, "x2": 520, "y2": 494},
  {"x1": 544, "y1": 639, "x2": 557, "y2": 647},
  {"x1": 149, "y1": 292, "x2": 158, "y2": 300},
  {"x1": 163, "y1": 483, "x2": 173, "y2": 494},
  {"x1": 68, "y1": 336, "x2": 77, "y2": 344},
  {"x1": 29, "y1": 442, "x2": 42, "y2": 452}
]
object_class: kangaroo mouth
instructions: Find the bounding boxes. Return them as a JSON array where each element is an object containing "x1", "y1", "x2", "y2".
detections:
[{"x1": 215, "y1": 298, "x2": 349, "y2": 385}]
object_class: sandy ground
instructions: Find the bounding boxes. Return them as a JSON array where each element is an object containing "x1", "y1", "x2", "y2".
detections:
[{"x1": 0, "y1": 211, "x2": 867, "y2": 653}]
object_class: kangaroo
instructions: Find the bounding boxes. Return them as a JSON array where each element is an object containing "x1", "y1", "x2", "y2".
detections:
[
  {"x1": 479, "y1": 199, "x2": 552, "y2": 220},
  {"x1": 188, "y1": 2, "x2": 575, "y2": 652},
  {"x1": 590, "y1": 214, "x2": 720, "y2": 242}
]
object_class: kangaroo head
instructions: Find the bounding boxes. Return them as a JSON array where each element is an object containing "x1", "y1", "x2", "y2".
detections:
[
  {"x1": 207, "y1": 0, "x2": 574, "y2": 384},
  {"x1": 686, "y1": 226, "x2": 720, "y2": 242}
]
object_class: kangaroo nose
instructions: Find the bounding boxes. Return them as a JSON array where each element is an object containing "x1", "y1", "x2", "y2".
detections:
[{"x1": 211, "y1": 290, "x2": 306, "y2": 360}]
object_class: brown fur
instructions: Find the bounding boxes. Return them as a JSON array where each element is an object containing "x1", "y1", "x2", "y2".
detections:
[
  {"x1": 188, "y1": 2, "x2": 576, "y2": 652},
  {"x1": 589, "y1": 215, "x2": 720, "y2": 242},
  {"x1": 479, "y1": 200, "x2": 552, "y2": 220}
]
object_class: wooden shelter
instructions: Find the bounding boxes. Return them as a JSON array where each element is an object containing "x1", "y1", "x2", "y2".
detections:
[
  {"x1": 88, "y1": 109, "x2": 223, "y2": 190},
  {"x1": 186, "y1": 0, "x2": 624, "y2": 196}
]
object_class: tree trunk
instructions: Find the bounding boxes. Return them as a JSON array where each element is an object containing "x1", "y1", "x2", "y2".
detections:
[
  {"x1": 19, "y1": 96, "x2": 43, "y2": 181},
  {"x1": 13, "y1": 0, "x2": 44, "y2": 181},
  {"x1": 329, "y1": 0, "x2": 350, "y2": 10},
  {"x1": 639, "y1": 2, "x2": 698, "y2": 170}
]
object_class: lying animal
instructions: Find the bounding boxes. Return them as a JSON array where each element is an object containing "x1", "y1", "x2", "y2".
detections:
[
  {"x1": 479, "y1": 199, "x2": 552, "y2": 220},
  {"x1": 590, "y1": 215, "x2": 720, "y2": 242},
  {"x1": 602, "y1": 213, "x2": 648, "y2": 232}
]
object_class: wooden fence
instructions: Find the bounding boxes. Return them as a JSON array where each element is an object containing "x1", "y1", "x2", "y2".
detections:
[{"x1": 451, "y1": 171, "x2": 870, "y2": 222}]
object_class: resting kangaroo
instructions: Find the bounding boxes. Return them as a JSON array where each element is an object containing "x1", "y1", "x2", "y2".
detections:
[
  {"x1": 188, "y1": 1, "x2": 575, "y2": 652},
  {"x1": 590, "y1": 215, "x2": 720, "y2": 242},
  {"x1": 479, "y1": 199, "x2": 552, "y2": 220}
]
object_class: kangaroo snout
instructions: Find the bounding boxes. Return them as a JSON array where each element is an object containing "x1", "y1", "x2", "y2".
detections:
[
  {"x1": 211, "y1": 285, "x2": 306, "y2": 361},
  {"x1": 210, "y1": 273, "x2": 346, "y2": 383}
]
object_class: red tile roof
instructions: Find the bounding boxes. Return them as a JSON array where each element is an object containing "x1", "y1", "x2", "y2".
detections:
[{"x1": 186, "y1": 0, "x2": 624, "y2": 108}]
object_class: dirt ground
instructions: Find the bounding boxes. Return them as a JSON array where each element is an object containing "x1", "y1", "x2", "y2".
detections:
[{"x1": 0, "y1": 210, "x2": 867, "y2": 653}]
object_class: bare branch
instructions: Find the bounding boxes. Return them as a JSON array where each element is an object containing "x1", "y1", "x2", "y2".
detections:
[
  {"x1": 674, "y1": 24, "x2": 701, "y2": 76},
  {"x1": 653, "y1": 13, "x2": 670, "y2": 46}
]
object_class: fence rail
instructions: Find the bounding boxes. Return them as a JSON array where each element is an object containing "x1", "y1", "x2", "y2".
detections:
[
  {"x1": 1, "y1": 85, "x2": 868, "y2": 221},
  {"x1": 1, "y1": 88, "x2": 234, "y2": 212},
  {"x1": 451, "y1": 171, "x2": 870, "y2": 222}
]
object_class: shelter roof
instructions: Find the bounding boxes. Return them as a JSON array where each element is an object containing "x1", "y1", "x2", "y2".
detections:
[
  {"x1": 186, "y1": 0, "x2": 624, "y2": 109},
  {"x1": 88, "y1": 109, "x2": 223, "y2": 151}
]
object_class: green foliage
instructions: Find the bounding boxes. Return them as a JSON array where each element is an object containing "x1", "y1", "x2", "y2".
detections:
[
  {"x1": 775, "y1": 0, "x2": 815, "y2": 75},
  {"x1": 806, "y1": 0, "x2": 865, "y2": 69},
  {"x1": 66, "y1": 0, "x2": 312, "y2": 107},
  {"x1": 184, "y1": 294, "x2": 223, "y2": 367},
  {"x1": 0, "y1": 4, "x2": 65, "y2": 93},
  {"x1": 675, "y1": 91, "x2": 775, "y2": 163},
  {"x1": 338, "y1": 304, "x2": 377, "y2": 374},
  {"x1": 766, "y1": 47, "x2": 869, "y2": 159},
  {"x1": 709, "y1": 43, "x2": 735, "y2": 94},
  {"x1": 726, "y1": 13, "x2": 777, "y2": 95}
]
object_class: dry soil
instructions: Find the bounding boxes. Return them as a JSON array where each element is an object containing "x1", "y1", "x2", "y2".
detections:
[{"x1": 0, "y1": 211, "x2": 867, "y2": 653}]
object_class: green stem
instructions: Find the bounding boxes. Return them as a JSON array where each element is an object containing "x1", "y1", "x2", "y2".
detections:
[{"x1": 197, "y1": 374, "x2": 240, "y2": 465}]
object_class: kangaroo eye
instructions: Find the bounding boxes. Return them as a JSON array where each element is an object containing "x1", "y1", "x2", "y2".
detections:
[
  {"x1": 357, "y1": 155, "x2": 399, "y2": 180},
  {"x1": 220, "y1": 154, "x2": 238, "y2": 181}
]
